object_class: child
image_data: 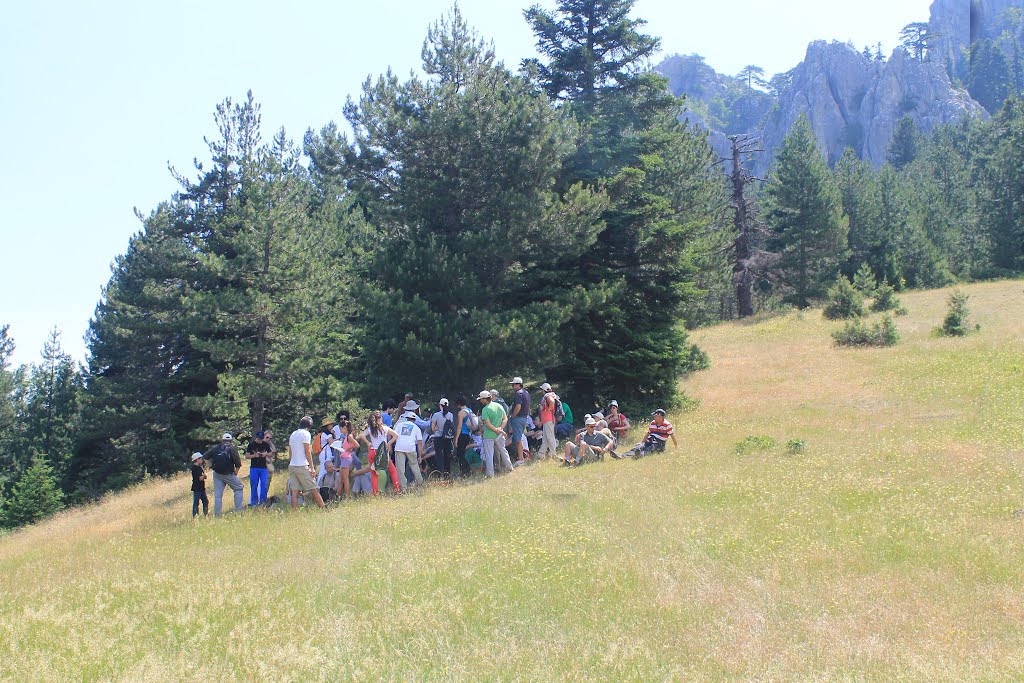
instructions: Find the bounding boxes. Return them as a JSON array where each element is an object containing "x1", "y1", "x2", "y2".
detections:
[{"x1": 190, "y1": 452, "x2": 209, "y2": 518}]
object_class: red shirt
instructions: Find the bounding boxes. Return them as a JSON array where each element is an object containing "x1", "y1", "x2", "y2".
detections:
[
  {"x1": 607, "y1": 413, "x2": 630, "y2": 437},
  {"x1": 647, "y1": 419, "x2": 674, "y2": 442}
]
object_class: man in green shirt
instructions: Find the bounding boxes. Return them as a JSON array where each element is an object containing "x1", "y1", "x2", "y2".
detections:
[{"x1": 478, "y1": 390, "x2": 513, "y2": 477}]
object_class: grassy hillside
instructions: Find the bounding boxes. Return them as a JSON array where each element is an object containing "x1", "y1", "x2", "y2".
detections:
[{"x1": 2, "y1": 281, "x2": 1023, "y2": 681}]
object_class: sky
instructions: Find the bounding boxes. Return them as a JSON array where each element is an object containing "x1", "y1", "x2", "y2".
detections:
[{"x1": 0, "y1": 0, "x2": 932, "y2": 368}]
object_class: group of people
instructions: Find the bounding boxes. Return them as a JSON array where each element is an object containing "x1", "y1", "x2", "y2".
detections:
[{"x1": 189, "y1": 378, "x2": 677, "y2": 517}]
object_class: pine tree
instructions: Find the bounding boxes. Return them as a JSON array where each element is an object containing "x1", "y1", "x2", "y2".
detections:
[
  {"x1": 968, "y1": 39, "x2": 1011, "y2": 113},
  {"x1": 887, "y1": 117, "x2": 922, "y2": 170},
  {"x1": 0, "y1": 325, "x2": 26, "y2": 493},
  {"x1": 834, "y1": 149, "x2": 881, "y2": 279},
  {"x1": 765, "y1": 117, "x2": 848, "y2": 308},
  {"x1": 525, "y1": 0, "x2": 723, "y2": 410},
  {"x1": 3, "y1": 454, "x2": 63, "y2": 528},
  {"x1": 978, "y1": 97, "x2": 1024, "y2": 270},
  {"x1": 344, "y1": 7, "x2": 607, "y2": 399}
]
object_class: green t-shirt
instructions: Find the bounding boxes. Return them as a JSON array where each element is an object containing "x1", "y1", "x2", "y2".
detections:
[
  {"x1": 481, "y1": 402, "x2": 506, "y2": 439},
  {"x1": 561, "y1": 401, "x2": 574, "y2": 426}
]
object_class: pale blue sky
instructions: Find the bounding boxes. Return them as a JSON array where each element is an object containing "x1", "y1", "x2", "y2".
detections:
[{"x1": 0, "y1": 0, "x2": 932, "y2": 367}]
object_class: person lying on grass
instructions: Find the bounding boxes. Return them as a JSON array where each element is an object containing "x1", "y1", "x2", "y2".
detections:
[
  {"x1": 563, "y1": 418, "x2": 613, "y2": 466},
  {"x1": 624, "y1": 409, "x2": 677, "y2": 458}
]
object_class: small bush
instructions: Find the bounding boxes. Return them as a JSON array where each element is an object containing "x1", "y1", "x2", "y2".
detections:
[
  {"x1": 823, "y1": 276, "x2": 865, "y2": 320},
  {"x1": 869, "y1": 281, "x2": 904, "y2": 313},
  {"x1": 852, "y1": 263, "x2": 877, "y2": 295},
  {"x1": 934, "y1": 289, "x2": 978, "y2": 337},
  {"x1": 681, "y1": 343, "x2": 711, "y2": 374},
  {"x1": 735, "y1": 435, "x2": 777, "y2": 455},
  {"x1": 833, "y1": 314, "x2": 900, "y2": 347},
  {"x1": 786, "y1": 438, "x2": 806, "y2": 454}
]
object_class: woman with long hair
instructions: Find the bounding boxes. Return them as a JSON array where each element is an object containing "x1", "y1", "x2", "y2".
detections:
[
  {"x1": 358, "y1": 410, "x2": 399, "y2": 495},
  {"x1": 332, "y1": 417, "x2": 358, "y2": 500}
]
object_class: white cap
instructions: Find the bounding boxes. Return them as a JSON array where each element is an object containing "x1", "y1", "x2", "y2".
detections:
[
  {"x1": 404, "y1": 400, "x2": 419, "y2": 411},
  {"x1": 439, "y1": 398, "x2": 449, "y2": 406},
  {"x1": 540, "y1": 383, "x2": 552, "y2": 392},
  {"x1": 609, "y1": 400, "x2": 618, "y2": 407},
  {"x1": 585, "y1": 418, "x2": 597, "y2": 426},
  {"x1": 191, "y1": 452, "x2": 204, "y2": 461},
  {"x1": 477, "y1": 390, "x2": 491, "y2": 400},
  {"x1": 222, "y1": 433, "x2": 233, "y2": 441},
  {"x1": 510, "y1": 376, "x2": 524, "y2": 385}
]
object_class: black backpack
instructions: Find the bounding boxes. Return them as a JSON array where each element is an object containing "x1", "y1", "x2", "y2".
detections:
[
  {"x1": 441, "y1": 411, "x2": 455, "y2": 440},
  {"x1": 212, "y1": 444, "x2": 234, "y2": 475}
]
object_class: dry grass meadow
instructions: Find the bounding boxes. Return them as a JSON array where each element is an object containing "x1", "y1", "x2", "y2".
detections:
[{"x1": 1, "y1": 280, "x2": 1023, "y2": 681}]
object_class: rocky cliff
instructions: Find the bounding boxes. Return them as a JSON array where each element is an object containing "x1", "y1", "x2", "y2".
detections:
[
  {"x1": 658, "y1": 40, "x2": 986, "y2": 176},
  {"x1": 928, "y1": 0, "x2": 1023, "y2": 78}
]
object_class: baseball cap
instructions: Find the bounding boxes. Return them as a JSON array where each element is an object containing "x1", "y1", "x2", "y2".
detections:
[
  {"x1": 477, "y1": 390, "x2": 491, "y2": 401},
  {"x1": 652, "y1": 408, "x2": 667, "y2": 417},
  {"x1": 255, "y1": 430, "x2": 265, "y2": 438},
  {"x1": 509, "y1": 376, "x2": 524, "y2": 385},
  {"x1": 540, "y1": 382, "x2": 552, "y2": 392},
  {"x1": 439, "y1": 398, "x2": 449, "y2": 406},
  {"x1": 222, "y1": 433, "x2": 233, "y2": 441},
  {"x1": 191, "y1": 452, "x2": 203, "y2": 462},
  {"x1": 609, "y1": 400, "x2": 618, "y2": 407}
]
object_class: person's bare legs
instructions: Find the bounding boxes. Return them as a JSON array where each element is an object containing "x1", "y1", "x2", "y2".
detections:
[{"x1": 309, "y1": 487, "x2": 326, "y2": 508}]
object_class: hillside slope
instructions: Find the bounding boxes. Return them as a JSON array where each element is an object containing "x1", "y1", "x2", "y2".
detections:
[{"x1": 1, "y1": 282, "x2": 1023, "y2": 681}]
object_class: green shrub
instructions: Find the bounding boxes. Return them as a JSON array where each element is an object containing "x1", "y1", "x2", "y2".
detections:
[
  {"x1": 870, "y1": 281, "x2": 905, "y2": 313},
  {"x1": 2, "y1": 455, "x2": 64, "y2": 529},
  {"x1": 681, "y1": 343, "x2": 711, "y2": 374},
  {"x1": 735, "y1": 435, "x2": 777, "y2": 455},
  {"x1": 833, "y1": 314, "x2": 900, "y2": 347},
  {"x1": 786, "y1": 438, "x2": 806, "y2": 454},
  {"x1": 823, "y1": 276, "x2": 865, "y2": 320},
  {"x1": 852, "y1": 263, "x2": 877, "y2": 295},
  {"x1": 934, "y1": 289, "x2": 978, "y2": 337}
]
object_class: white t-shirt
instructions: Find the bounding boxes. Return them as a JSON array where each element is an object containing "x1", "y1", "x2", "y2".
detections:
[
  {"x1": 393, "y1": 419, "x2": 423, "y2": 453},
  {"x1": 316, "y1": 447, "x2": 333, "y2": 487},
  {"x1": 288, "y1": 428, "x2": 312, "y2": 467},
  {"x1": 362, "y1": 426, "x2": 389, "y2": 450},
  {"x1": 430, "y1": 410, "x2": 453, "y2": 438}
]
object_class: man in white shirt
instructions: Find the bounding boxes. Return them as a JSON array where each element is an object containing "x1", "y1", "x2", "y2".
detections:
[
  {"x1": 393, "y1": 402, "x2": 426, "y2": 490},
  {"x1": 288, "y1": 416, "x2": 326, "y2": 510}
]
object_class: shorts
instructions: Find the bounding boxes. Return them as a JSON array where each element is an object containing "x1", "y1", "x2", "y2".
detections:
[
  {"x1": 338, "y1": 455, "x2": 353, "y2": 469},
  {"x1": 509, "y1": 416, "x2": 528, "y2": 442},
  {"x1": 288, "y1": 465, "x2": 317, "y2": 493}
]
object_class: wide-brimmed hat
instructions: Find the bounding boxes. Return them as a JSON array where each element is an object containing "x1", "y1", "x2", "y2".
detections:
[
  {"x1": 329, "y1": 440, "x2": 345, "y2": 451},
  {"x1": 477, "y1": 390, "x2": 491, "y2": 401},
  {"x1": 509, "y1": 376, "x2": 524, "y2": 385},
  {"x1": 585, "y1": 417, "x2": 597, "y2": 426},
  {"x1": 191, "y1": 452, "x2": 204, "y2": 462},
  {"x1": 321, "y1": 417, "x2": 333, "y2": 427},
  {"x1": 404, "y1": 400, "x2": 419, "y2": 411}
]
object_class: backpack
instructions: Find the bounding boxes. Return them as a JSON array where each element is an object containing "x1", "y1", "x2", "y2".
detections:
[
  {"x1": 554, "y1": 397, "x2": 566, "y2": 422},
  {"x1": 212, "y1": 444, "x2": 234, "y2": 475},
  {"x1": 441, "y1": 411, "x2": 456, "y2": 440},
  {"x1": 464, "y1": 409, "x2": 481, "y2": 434}
]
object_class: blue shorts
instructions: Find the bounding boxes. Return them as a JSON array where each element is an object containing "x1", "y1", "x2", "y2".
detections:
[{"x1": 509, "y1": 417, "x2": 528, "y2": 442}]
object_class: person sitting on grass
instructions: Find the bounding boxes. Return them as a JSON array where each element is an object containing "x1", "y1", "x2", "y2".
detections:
[
  {"x1": 350, "y1": 451, "x2": 373, "y2": 496},
  {"x1": 606, "y1": 401, "x2": 630, "y2": 442},
  {"x1": 190, "y1": 452, "x2": 208, "y2": 518},
  {"x1": 562, "y1": 417, "x2": 613, "y2": 466},
  {"x1": 624, "y1": 409, "x2": 677, "y2": 458}
]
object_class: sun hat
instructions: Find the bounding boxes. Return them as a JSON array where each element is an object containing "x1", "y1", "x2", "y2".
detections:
[
  {"x1": 540, "y1": 382, "x2": 552, "y2": 392},
  {"x1": 222, "y1": 432, "x2": 233, "y2": 441},
  {"x1": 405, "y1": 400, "x2": 420, "y2": 411},
  {"x1": 509, "y1": 376, "x2": 524, "y2": 385},
  {"x1": 594, "y1": 411, "x2": 605, "y2": 420},
  {"x1": 330, "y1": 440, "x2": 345, "y2": 451},
  {"x1": 321, "y1": 417, "x2": 333, "y2": 427},
  {"x1": 585, "y1": 417, "x2": 597, "y2": 426},
  {"x1": 191, "y1": 452, "x2": 204, "y2": 462},
  {"x1": 477, "y1": 390, "x2": 491, "y2": 401}
]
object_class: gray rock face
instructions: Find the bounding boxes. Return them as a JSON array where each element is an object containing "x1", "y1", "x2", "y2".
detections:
[
  {"x1": 757, "y1": 42, "x2": 985, "y2": 174},
  {"x1": 928, "y1": 0, "x2": 1023, "y2": 77}
]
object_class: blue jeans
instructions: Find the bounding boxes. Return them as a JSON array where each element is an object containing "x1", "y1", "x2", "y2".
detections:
[
  {"x1": 192, "y1": 490, "x2": 209, "y2": 517},
  {"x1": 249, "y1": 468, "x2": 269, "y2": 505},
  {"x1": 509, "y1": 417, "x2": 528, "y2": 443}
]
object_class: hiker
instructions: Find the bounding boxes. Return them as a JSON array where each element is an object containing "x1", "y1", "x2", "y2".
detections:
[
  {"x1": 489, "y1": 389, "x2": 510, "y2": 417},
  {"x1": 262, "y1": 429, "x2": 278, "y2": 486},
  {"x1": 394, "y1": 402, "x2": 426, "y2": 489},
  {"x1": 333, "y1": 416, "x2": 358, "y2": 500},
  {"x1": 606, "y1": 401, "x2": 630, "y2": 442},
  {"x1": 190, "y1": 452, "x2": 209, "y2": 518},
  {"x1": 245, "y1": 430, "x2": 272, "y2": 506},
  {"x1": 452, "y1": 395, "x2": 477, "y2": 476},
  {"x1": 479, "y1": 390, "x2": 513, "y2": 477},
  {"x1": 317, "y1": 432, "x2": 340, "y2": 503},
  {"x1": 429, "y1": 398, "x2": 455, "y2": 475},
  {"x1": 554, "y1": 398, "x2": 575, "y2": 440},
  {"x1": 203, "y1": 433, "x2": 243, "y2": 517},
  {"x1": 397, "y1": 392, "x2": 414, "y2": 415},
  {"x1": 508, "y1": 377, "x2": 531, "y2": 465},
  {"x1": 563, "y1": 417, "x2": 613, "y2": 466},
  {"x1": 537, "y1": 383, "x2": 560, "y2": 459},
  {"x1": 358, "y1": 410, "x2": 400, "y2": 495},
  {"x1": 625, "y1": 409, "x2": 677, "y2": 458},
  {"x1": 314, "y1": 417, "x2": 334, "y2": 455},
  {"x1": 287, "y1": 416, "x2": 327, "y2": 510},
  {"x1": 381, "y1": 399, "x2": 397, "y2": 428}
]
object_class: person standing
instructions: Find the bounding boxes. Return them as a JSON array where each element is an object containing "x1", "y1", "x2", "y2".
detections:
[
  {"x1": 358, "y1": 410, "x2": 399, "y2": 495},
  {"x1": 381, "y1": 399, "x2": 397, "y2": 428},
  {"x1": 263, "y1": 429, "x2": 278, "y2": 486},
  {"x1": 537, "y1": 383, "x2": 559, "y2": 459},
  {"x1": 393, "y1": 403, "x2": 425, "y2": 490},
  {"x1": 429, "y1": 398, "x2": 455, "y2": 475},
  {"x1": 508, "y1": 377, "x2": 531, "y2": 465},
  {"x1": 190, "y1": 452, "x2": 209, "y2": 518},
  {"x1": 288, "y1": 416, "x2": 327, "y2": 510},
  {"x1": 452, "y1": 395, "x2": 476, "y2": 477},
  {"x1": 203, "y1": 433, "x2": 243, "y2": 517},
  {"x1": 478, "y1": 390, "x2": 513, "y2": 477},
  {"x1": 245, "y1": 430, "x2": 272, "y2": 506}
]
